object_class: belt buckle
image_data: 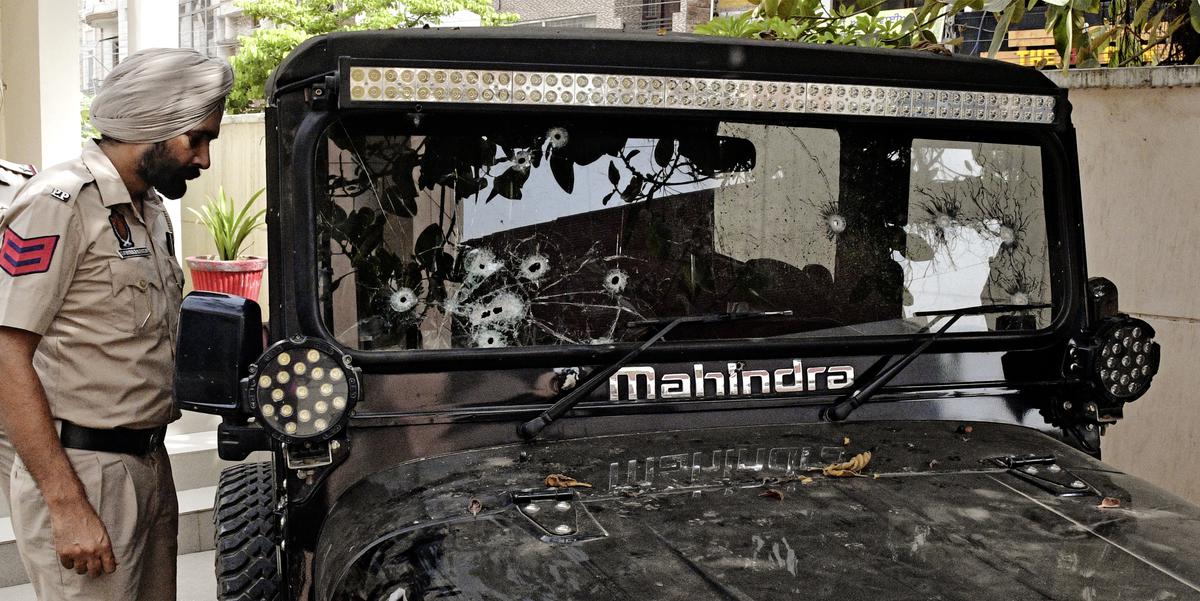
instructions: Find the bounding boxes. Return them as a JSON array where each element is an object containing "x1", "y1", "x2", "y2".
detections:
[{"x1": 147, "y1": 429, "x2": 163, "y2": 450}]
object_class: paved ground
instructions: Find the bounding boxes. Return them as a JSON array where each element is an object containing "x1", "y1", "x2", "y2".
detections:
[{"x1": 0, "y1": 550, "x2": 216, "y2": 600}]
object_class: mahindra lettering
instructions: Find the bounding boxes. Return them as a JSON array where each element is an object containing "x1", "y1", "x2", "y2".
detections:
[{"x1": 174, "y1": 30, "x2": 1195, "y2": 601}]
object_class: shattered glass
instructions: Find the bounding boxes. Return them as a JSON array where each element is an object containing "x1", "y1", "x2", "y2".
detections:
[{"x1": 317, "y1": 116, "x2": 1053, "y2": 351}]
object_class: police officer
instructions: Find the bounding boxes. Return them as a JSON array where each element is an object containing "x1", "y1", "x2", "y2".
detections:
[
  {"x1": 0, "y1": 48, "x2": 232, "y2": 600},
  {"x1": 0, "y1": 157, "x2": 36, "y2": 511}
]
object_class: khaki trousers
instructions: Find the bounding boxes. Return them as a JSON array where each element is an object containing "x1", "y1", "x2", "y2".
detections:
[
  {"x1": 0, "y1": 428, "x2": 12, "y2": 506},
  {"x1": 10, "y1": 445, "x2": 177, "y2": 601}
]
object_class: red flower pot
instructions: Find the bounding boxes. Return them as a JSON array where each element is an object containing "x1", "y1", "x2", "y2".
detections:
[{"x1": 185, "y1": 256, "x2": 267, "y2": 301}]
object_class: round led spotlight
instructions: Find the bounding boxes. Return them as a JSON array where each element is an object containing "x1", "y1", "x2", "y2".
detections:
[
  {"x1": 1089, "y1": 316, "x2": 1160, "y2": 403},
  {"x1": 249, "y1": 337, "x2": 360, "y2": 442}
]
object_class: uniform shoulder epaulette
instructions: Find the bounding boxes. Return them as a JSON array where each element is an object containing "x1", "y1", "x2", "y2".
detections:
[
  {"x1": 26, "y1": 162, "x2": 95, "y2": 205},
  {"x1": 0, "y1": 158, "x2": 37, "y2": 178}
]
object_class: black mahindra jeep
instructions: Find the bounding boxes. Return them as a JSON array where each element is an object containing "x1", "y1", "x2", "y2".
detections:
[{"x1": 176, "y1": 29, "x2": 1195, "y2": 601}]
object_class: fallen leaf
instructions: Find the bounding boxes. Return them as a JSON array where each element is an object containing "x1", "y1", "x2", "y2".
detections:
[
  {"x1": 800, "y1": 477, "x2": 814, "y2": 485},
  {"x1": 823, "y1": 451, "x2": 872, "y2": 477},
  {"x1": 545, "y1": 473, "x2": 593, "y2": 488},
  {"x1": 760, "y1": 488, "x2": 785, "y2": 500},
  {"x1": 842, "y1": 436, "x2": 852, "y2": 446},
  {"x1": 1099, "y1": 497, "x2": 1121, "y2": 509},
  {"x1": 928, "y1": 459, "x2": 941, "y2": 469},
  {"x1": 468, "y1": 498, "x2": 483, "y2": 516},
  {"x1": 956, "y1": 424, "x2": 974, "y2": 435}
]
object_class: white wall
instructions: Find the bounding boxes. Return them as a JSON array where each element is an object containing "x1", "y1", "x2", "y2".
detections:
[
  {"x1": 1, "y1": 0, "x2": 80, "y2": 167},
  {"x1": 127, "y1": 0, "x2": 179, "y2": 51},
  {"x1": 1051, "y1": 68, "x2": 1200, "y2": 505}
]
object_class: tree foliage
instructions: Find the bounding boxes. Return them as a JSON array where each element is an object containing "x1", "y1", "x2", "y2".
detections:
[
  {"x1": 696, "y1": 0, "x2": 1200, "y2": 68},
  {"x1": 228, "y1": 0, "x2": 518, "y2": 113}
]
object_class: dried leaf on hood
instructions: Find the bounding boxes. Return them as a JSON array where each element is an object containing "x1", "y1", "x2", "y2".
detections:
[
  {"x1": 468, "y1": 498, "x2": 483, "y2": 516},
  {"x1": 545, "y1": 473, "x2": 593, "y2": 488},
  {"x1": 822, "y1": 451, "x2": 872, "y2": 477},
  {"x1": 1099, "y1": 497, "x2": 1122, "y2": 509},
  {"x1": 760, "y1": 488, "x2": 785, "y2": 501}
]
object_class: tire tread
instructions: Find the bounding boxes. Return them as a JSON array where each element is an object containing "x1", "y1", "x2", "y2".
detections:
[{"x1": 213, "y1": 462, "x2": 281, "y2": 601}]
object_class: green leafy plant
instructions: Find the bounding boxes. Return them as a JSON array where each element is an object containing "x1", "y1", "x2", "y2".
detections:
[
  {"x1": 227, "y1": 0, "x2": 519, "y2": 113},
  {"x1": 697, "y1": 0, "x2": 1200, "y2": 69},
  {"x1": 80, "y1": 96, "x2": 100, "y2": 141},
  {"x1": 188, "y1": 187, "x2": 267, "y2": 261},
  {"x1": 696, "y1": 0, "x2": 961, "y2": 53}
]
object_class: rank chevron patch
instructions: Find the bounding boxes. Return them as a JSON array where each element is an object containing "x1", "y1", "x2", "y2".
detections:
[{"x1": 1, "y1": 229, "x2": 60, "y2": 276}]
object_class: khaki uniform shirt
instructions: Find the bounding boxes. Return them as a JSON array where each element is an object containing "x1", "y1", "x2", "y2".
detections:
[
  {"x1": 0, "y1": 140, "x2": 183, "y2": 429},
  {"x1": 0, "y1": 158, "x2": 36, "y2": 212}
]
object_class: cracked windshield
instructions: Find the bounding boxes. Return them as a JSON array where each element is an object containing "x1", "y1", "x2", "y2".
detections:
[{"x1": 318, "y1": 117, "x2": 1052, "y2": 351}]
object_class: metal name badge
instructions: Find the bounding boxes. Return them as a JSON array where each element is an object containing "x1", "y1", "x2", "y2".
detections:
[{"x1": 608, "y1": 359, "x2": 855, "y2": 401}]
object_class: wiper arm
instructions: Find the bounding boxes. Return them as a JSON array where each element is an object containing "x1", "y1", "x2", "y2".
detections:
[
  {"x1": 821, "y1": 303, "x2": 1050, "y2": 423},
  {"x1": 518, "y1": 310, "x2": 792, "y2": 441}
]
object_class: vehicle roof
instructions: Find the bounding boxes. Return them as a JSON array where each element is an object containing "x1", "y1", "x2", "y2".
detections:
[{"x1": 268, "y1": 28, "x2": 1059, "y2": 100}]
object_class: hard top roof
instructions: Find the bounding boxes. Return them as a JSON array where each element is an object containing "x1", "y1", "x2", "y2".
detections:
[{"x1": 268, "y1": 28, "x2": 1059, "y2": 100}]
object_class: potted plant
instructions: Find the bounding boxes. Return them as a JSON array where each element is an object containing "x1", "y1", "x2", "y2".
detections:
[{"x1": 185, "y1": 187, "x2": 268, "y2": 301}]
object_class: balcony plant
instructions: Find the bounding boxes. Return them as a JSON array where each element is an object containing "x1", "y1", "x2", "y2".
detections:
[{"x1": 185, "y1": 187, "x2": 268, "y2": 301}]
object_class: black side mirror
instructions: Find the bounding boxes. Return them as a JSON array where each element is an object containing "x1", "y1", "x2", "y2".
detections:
[{"x1": 174, "y1": 292, "x2": 264, "y2": 415}]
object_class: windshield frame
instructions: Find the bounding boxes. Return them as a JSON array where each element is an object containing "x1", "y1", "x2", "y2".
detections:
[{"x1": 280, "y1": 102, "x2": 1082, "y2": 373}]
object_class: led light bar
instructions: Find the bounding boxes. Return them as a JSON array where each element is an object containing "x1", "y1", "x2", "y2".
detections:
[{"x1": 347, "y1": 66, "x2": 1057, "y2": 124}]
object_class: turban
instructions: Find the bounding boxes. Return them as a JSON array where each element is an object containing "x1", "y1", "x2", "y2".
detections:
[{"x1": 90, "y1": 48, "x2": 234, "y2": 144}]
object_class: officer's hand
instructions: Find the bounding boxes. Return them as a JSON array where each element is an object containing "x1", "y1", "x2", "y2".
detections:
[{"x1": 49, "y1": 499, "x2": 117, "y2": 577}]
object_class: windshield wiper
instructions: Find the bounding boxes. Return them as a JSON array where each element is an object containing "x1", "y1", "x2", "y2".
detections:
[
  {"x1": 821, "y1": 303, "x2": 1050, "y2": 423},
  {"x1": 518, "y1": 310, "x2": 792, "y2": 441}
]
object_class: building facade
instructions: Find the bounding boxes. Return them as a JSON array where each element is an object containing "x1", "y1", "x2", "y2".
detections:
[{"x1": 496, "y1": 0, "x2": 715, "y2": 31}]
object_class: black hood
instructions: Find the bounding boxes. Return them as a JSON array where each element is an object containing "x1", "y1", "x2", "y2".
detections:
[{"x1": 316, "y1": 422, "x2": 1200, "y2": 600}]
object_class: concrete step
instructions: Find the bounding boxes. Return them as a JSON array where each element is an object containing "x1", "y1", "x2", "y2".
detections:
[
  {"x1": 0, "y1": 430, "x2": 266, "y2": 588},
  {"x1": 0, "y1": 549, "x2": 217, "y2": 601}
]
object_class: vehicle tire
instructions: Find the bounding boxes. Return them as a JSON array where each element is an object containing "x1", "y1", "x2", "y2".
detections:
[{"x1": 214, "y1": 462, "x2": 282, "y2": 601}]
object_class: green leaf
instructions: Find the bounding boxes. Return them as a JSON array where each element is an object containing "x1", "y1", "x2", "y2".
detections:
[
  {"x1": 1191, "y1": 0, "x2": 1200, "y2": 33},
  {"x1": 485, "y1": 167, "x2": 529, "y2": 202},
  {"x1": 1133, "y1": 0, "x2": 1156, "y2": 28},
  {"x1": 654, "y1": 138, "x2": 674, "y2": 168},
  {"x1": 1050, "y1": 7, "x2": 1073, "y2": 68},
  {"x1": 549, "y1": 154, "x2": 575, "y2": 194},
  {"x1": 620, "y1": 175, "x2": 644, "y2": 203},
  {"x1": 988, "y1": 6, "x2": 1016, "y2": 58},
  {"x1": 380, "y1": 187, "x2": 418, "y2": 217},
  {"x1": 192, "y1": 186, "x2": 266, "y2": 260},
  {"x1": 413, "y1": 224, "x2": 443, "y2": 268}
]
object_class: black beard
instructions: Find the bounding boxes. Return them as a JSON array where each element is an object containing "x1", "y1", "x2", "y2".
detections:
[{"x1": 136, "y1": 142, "x2": 198, "y2": 199}]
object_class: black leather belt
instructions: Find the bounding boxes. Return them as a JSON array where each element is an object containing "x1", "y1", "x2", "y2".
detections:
[{"x1": 59, "y1": 421, "x2": 166, "y2": 456}]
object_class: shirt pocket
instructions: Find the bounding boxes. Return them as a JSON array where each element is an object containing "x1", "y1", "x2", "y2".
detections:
[{"x1": 108, "y1": 258, "x2": 163, "y2": 334}]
